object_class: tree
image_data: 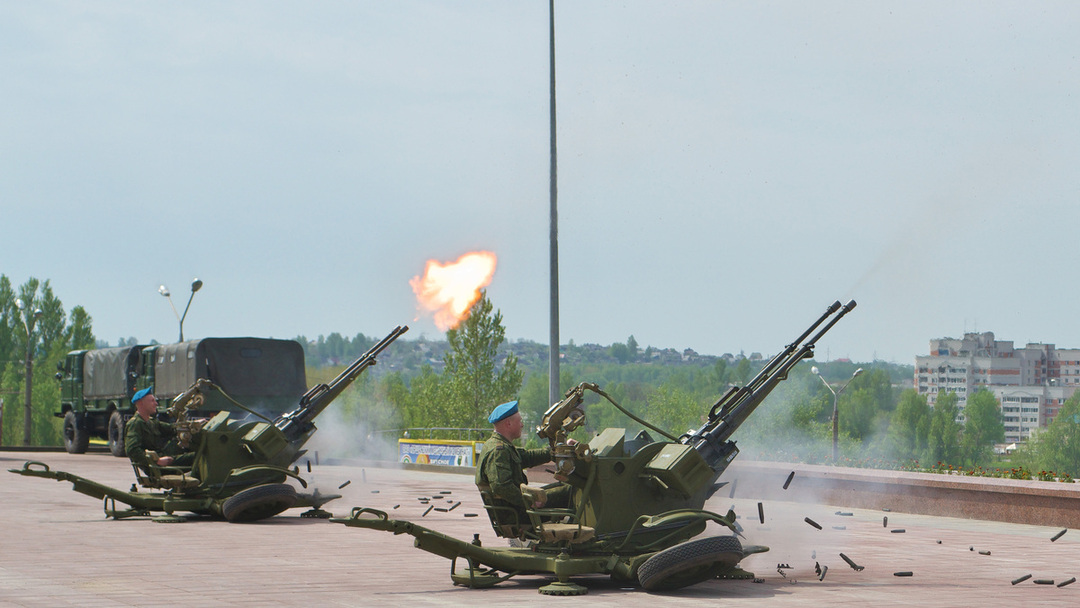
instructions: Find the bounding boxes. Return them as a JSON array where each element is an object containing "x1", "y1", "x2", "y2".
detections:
[
  {"x1": 441, "y1": 291, "x2": 523, "y2": 429},
  {"x1": 1022, "y1": 392, "x2": 1080, "y2": 477},
  {"x1": 0, "y1": 276, "x2": 95, "y2": 446},
  {"x1": 960, "y1": 389, "x2": 1004, "y2": 466},
  {"x1": 627, "y1": 335, "x2": 639, "y2": 361},
  {"x1": 610, "y1": 342, "x2": 631, "y2": 364},
  {"x1": 928, "y1": 391, "x2": 962, "y2": 464},
  {"x1": 886, "y1": 389, "x2": 931, "y2": 462}
]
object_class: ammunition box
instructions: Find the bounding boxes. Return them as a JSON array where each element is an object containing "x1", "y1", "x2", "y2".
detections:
[
  {"x1": 642, "y1": 444, "x2": 713, "y2": 497},
  {"x1": 242, "y1": 422, "x2": 288, "y2": 459}
]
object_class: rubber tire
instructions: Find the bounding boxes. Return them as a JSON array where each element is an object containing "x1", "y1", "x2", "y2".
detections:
[
  {"x1": 63, "y1": 411, "x2": 90, "y2": 454},
  {"x1": 107, "y1": 411, "x2": 127, "y2": 457},
  {"x1": 221, "y1": 484, "x2": 298, "y2": 523},
  {"x1": 637, "y1": 535, "x2": 744, "y2": 592}
]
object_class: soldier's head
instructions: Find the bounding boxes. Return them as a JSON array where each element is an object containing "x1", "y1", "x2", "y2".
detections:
[
  {"x1": 132, "y1": 386, "x2": 158, "y2": 419},
  {"x1": 489, "y1": 400, "x2": 522, "y2": 440}
]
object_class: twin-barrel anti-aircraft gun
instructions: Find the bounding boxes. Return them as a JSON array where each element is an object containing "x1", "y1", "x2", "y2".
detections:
[
  {"x1": 10, "y1": 326, "x2": 409, "y2": 523},
  {"x1": 334, "y1": 299, "x2": 857, "y2": 594},
  {"x1": 10, "y1": 300, "x2": 856, "y2": 595}
]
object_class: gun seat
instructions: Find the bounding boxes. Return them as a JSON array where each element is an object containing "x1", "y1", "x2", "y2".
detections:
[
  {"x1": 131, "y1": 451, "x2": 200, "y2": 490},
  {"x1": 477, "y1": 487, "x2": 593, "y2": 544}
]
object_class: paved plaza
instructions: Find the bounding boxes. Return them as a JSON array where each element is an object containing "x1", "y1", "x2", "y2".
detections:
[{"x1": 2, "y1": 450, "x2": 1078, "y2": 607}]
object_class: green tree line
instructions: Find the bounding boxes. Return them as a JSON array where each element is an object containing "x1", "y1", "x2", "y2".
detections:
[{"x1": 0, "y1": 275, "x2": 95, "y2": 446}]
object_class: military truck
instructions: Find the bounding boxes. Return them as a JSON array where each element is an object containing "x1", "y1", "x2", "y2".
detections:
[{"x1": 56, "y1": 338, "x2": 307, "y2": 457}]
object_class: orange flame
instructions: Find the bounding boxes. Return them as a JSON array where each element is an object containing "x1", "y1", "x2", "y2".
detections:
[{"x1": 410, "y1": 251, "x2": 497, "y2": 331}]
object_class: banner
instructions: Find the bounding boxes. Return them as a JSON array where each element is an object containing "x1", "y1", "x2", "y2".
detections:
[{"x1": 399, "y1": 438, "x2": 483, "y2": 467}]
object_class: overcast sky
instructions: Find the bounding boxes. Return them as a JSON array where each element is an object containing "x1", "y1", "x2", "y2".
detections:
[{"x1": 2, "y1": 2, "x2": 1078, "y2": 364}]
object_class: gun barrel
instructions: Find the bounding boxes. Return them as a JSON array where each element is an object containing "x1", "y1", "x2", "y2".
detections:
[
  {"x1": 688, "y1": 301, "x2": 856, "y2": 467},
  {"x1": 275, "y1": 325, "x2": 409, "y2": 440}
]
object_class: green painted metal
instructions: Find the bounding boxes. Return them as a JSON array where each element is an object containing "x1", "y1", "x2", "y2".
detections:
[
  {"x1": 13, "y1": 326, "x2": 408, "y2": 523},
  {"x1": 334, "y1": 302, "x2": 856, "y2": 594}
]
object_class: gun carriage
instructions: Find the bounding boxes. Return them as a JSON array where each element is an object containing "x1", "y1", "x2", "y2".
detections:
[
  {"x1": 11, "y1": 326, "x2": 408, "y2": 523},
  {"x1": 335, "y1": 302, "x2": 856, "y2": 594}
]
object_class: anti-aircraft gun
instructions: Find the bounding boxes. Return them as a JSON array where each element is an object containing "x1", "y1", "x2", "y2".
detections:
[
  {"x1": 334, "y1": 302, "x2": 855, "y2": 595},
  {"x1": 11, "y1": 325, "x2": 408, "y2": 523}
]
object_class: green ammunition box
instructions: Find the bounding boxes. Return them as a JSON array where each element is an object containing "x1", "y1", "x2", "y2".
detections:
[{"x1": 642, "y1": 443, "x2": 713, "y2": 497}]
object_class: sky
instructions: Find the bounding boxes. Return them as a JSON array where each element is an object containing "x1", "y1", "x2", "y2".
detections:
[{"x1": 2, "y1": 1, "x2": 1079, "y2": 364}]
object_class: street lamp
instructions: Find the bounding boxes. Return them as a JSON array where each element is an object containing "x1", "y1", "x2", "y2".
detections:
[
  {"x1": 159, "y1": 278, "x2": 203, "y2": 342},
  {"x1": 812, "y1": 366, "x2": 863, "y2": 462},
  {"x1": 15, "y1": 298, "x2": 44, "y2": 446}
]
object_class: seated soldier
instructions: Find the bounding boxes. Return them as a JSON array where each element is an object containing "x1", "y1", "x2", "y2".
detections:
[
  {"x1": 475, "y1": 400, "x2": 573, "y2": 535},
  {"x1": 125, "y1": 386, "x2": 198, "y2": 474}
]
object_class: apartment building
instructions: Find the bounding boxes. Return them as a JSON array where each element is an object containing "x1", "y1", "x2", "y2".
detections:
[{"x1": 915, "y1": 331, "x2": 1080, "y2": 443}]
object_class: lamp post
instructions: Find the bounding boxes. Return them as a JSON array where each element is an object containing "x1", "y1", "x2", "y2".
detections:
[
  {"x1": 159, "y1": 278, "x2": 203, "y2": 342},
  {"x1": 812, "y1": 366, "x2": 863, "y2": 462},
  {"x1": 15, "y1": 298, "x2": 44, "y2": 446}
]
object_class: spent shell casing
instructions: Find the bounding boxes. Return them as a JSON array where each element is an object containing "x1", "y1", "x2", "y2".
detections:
[
  {"x1": 448, "y1": 501, "x2": 461, "y2": 511},
  {"x1": 422, "y1": 505, "x2": 433, "y2": 517},
  {"x1": 1034, "y1": 579, "x2": 1055, "y2": 585},
  {"x1": 883, "y1": 516, "x2": 888, "y2": 528},
  {"x1": 440, "y1": 490, "x2": 452, "y2": 495},
  {"x1": 818, "y1": 565, "x2": 828, "y2": 581},
  {"x1": 338, "y1": 480, "x2": 351, "y2": 489},
  {"x1": 1051, "y1": 529, "x2": 1067, "y2": 542},
  {"x1": 893, "y1": 572, "x2": 913, "y2": 577},
  {"x1": 306, "y1": 460, "x2": 311, "y2": 473},
  {"x1": 784, "y1": 471, "x2": 796, "y2": 490},
  {"x1": 1011, "y1": 574, "x2": 1032, "y2": 585},
  {"x1": 371, "y1": 490, "x2": 380, "y2": 494},
  {"x1": 758, "y1": 502, "x2": 765, "y2": 524},
  {"x1": 832, "y1": 526, "x2": 847, "y2": 530},
  {"x1": 891, "y1": 529, "x2": 906, "y2": 534},
  {"x1": 978, "y1": 550, "x2": 991, "y2": 555},
  {"x1": 434, "y1": 507, "x2": 449, "y2": 512},
  {"x1": 839, "y1": 553, "x2": 863, "y2": 571},
  {"x1": 464, "y1": 513, "x2": 478, "y2": 517},
  {"x1": 835, "y1": 511, "x2": 853, "y2": 517},
  {"x1": 392, "y1": 504, "x2": 400, "y2": 509},
  {"x1": 1057, "y1": 577, "x2": 1076, "y2": 587},
  {"x1": 805, "y1": 517, "x2": 822, "y2": 530}
]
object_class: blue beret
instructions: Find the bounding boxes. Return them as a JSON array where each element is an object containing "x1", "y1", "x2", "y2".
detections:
[
  {"x1": 488, "y1": 400, "x2": 519, "y2": 424},
  {"x1": 131, "y1": 386, "x2": 154, "y2": 404}
]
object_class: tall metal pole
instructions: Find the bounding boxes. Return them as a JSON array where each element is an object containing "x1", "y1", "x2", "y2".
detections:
[
  {"x1": 23, "y1": 333, "x2": 33, "y2": 446},
  {"x1": 547, "y1": 0, "x2": 561, "y2": 407}
]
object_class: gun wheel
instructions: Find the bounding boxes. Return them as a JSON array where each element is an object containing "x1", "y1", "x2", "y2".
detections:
[
  {"x1": 222, "y1": 484, "x2": 298, "y2": 523},
  {"x1": 637, "y1": 535, "x2": 745, "y2": 592}
]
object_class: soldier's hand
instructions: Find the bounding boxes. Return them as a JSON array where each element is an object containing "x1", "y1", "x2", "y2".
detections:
[{"x1": 157, "y1": 456, "x2": 175, "y2": 466}]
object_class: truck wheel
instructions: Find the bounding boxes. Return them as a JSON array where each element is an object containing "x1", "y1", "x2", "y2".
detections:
[
  {"x1": 637, "y1": 535, "x2": 744, "y2": 592},
  {"x1": 222, "y1": 484, "x2": 298, "y2": 523},
  {"x1": 107, "y1": 411, "x2": 127, "y2": 457},
  {"x1": 63, "y1": 411, "x2": 90, "y2": 454}
]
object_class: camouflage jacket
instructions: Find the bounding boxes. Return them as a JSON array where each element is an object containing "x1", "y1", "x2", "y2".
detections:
[
  {"x1": 474, "y1": 431, "x2": 552, "y2": 510},
  {"x1": 124, "y1": 415, "x2": 178, "y2": 467}
]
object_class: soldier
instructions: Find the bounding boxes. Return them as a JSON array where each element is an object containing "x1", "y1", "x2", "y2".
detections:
[
  {"x1": 475, "y1": 400, "x2": 572, "y2": 534},
  {"x1": 125, "y1": 386, "x2": 197, "y2": 472}
]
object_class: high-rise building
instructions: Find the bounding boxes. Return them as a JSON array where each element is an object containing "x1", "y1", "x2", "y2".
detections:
[{"x1": 915, "y1": 332, "x2": 1080, "y2": 443}]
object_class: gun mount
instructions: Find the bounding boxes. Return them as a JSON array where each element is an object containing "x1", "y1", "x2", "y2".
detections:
[
  {"x1": 335, "y1": 302, "x2": 855, "y2": 594},
  {"x1": 11, "y1": 325, "x2": 409, "y2": 523}
]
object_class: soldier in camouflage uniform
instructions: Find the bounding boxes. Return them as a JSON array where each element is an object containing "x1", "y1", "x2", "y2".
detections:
[
  {"x1": 125, "y1": 386, "x2": 196, "y2": 473},
  {"x1": 475, "y1": 400, "x2": 571, "y2": 536}
]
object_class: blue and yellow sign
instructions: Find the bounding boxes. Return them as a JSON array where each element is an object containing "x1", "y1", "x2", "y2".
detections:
[{"x1": 399, "y1": 438, "x2": 483, "y2": 467}]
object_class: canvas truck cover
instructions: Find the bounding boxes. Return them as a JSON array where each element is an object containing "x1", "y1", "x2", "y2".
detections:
[
  {"x1": 153, "y1": 338, "x2": 306, "y2": 403},
  {"x1": 82, "y1": 346, "x2": 142, "y2": 399}
]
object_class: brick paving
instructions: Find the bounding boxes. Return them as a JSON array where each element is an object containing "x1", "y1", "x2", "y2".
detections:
[{"x1": 2, "y1": 451, "x2": 1078, "y2": 607}]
